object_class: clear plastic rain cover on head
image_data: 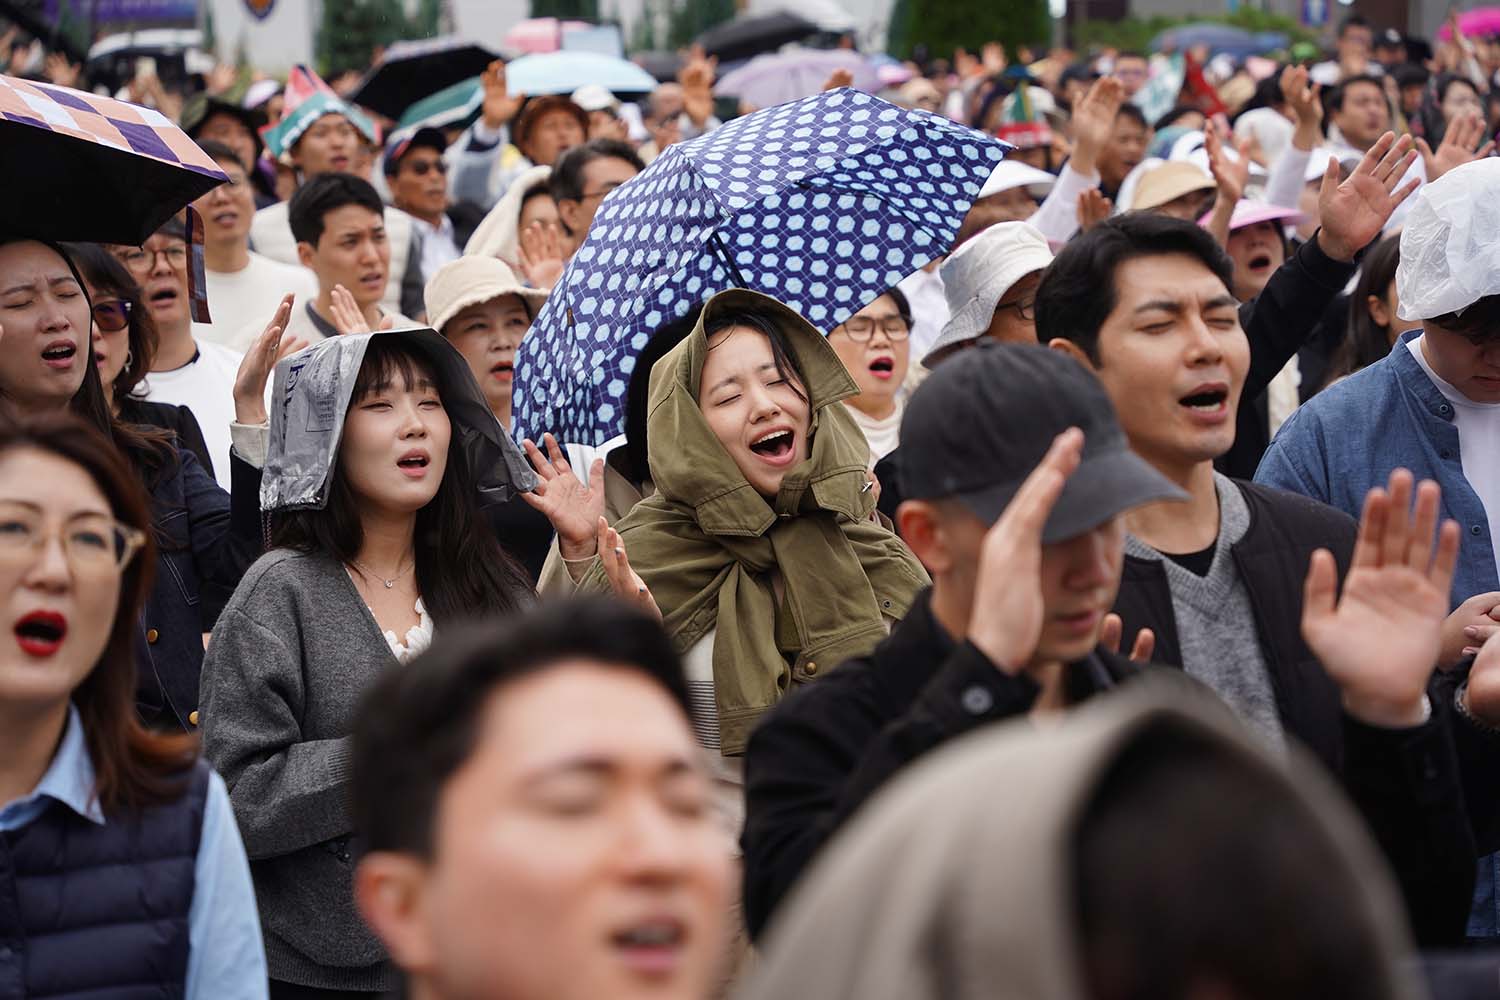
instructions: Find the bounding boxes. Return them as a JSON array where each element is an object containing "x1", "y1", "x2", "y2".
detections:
[
  {"x1": 261, "y1": 328, "x2": 539, "y2": 512},
  {"x1": 1397, "y1": 158, "x2": 1500, "y2": 322}
]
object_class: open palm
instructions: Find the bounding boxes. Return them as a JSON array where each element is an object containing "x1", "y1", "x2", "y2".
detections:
[
  {"x1": 1316, "y1": 132, "x2": 1420, "y2": 261},
  {"x1": 520, "y1": 434, "x2": 606, "y2": 559},
  {"x1": 1302, "y1": 470, "x2": 1458, "y2": 724}
]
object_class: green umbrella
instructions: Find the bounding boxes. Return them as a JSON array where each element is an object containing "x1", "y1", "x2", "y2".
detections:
[{"x1": 398, "y1": 77, "x2": 482, "y2": 132}]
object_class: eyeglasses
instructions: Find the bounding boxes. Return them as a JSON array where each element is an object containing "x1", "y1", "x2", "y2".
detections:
[
  {"x1": 91, "y1": 298, "x2": 132, "y2": 333},
  {"x1": 403, "y1": 159, "x2": 448, "y2": 177},
  {"x1": 996, "y1": 296, "x2": 1037, "y2": 321},
  {"x1": 115, "y1": 245, "x2": 188, "y2": 275},
  {"x1": 841, "y1": 316, "x2": 911, "y2": 342},
  {"x1": 0, "y1": 503, "x2": 146, "y2": 574}
]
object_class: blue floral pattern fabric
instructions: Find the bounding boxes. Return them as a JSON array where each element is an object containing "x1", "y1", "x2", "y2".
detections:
[{"x1": 512, "y1": 87, "x2": 1008, "y2": 446}]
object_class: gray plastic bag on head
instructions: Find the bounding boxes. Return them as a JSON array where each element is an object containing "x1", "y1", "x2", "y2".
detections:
[
  {"x1": 1397, "y1": 158, "x2": 1500, "y2": 323},
  {"x1": 261, "y1": 328, "x2": 538, "y2": 511}
]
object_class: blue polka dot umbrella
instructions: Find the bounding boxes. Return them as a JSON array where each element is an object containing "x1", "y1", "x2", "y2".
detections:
[{"x1": 512, "y1": 87, "x2": 1009, "y2": 447}]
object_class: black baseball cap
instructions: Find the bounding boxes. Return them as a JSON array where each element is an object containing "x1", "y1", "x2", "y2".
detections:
[
  {"x1": 899, "y1": 343, "x2": 1187, "y2": 542},
  {"x1": 383, "y1": 126, "x2": 447, "y2": 177}
]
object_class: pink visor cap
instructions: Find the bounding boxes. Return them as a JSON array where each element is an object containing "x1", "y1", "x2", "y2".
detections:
[{"x1": 1199, "y1": 199, "x2": 1306, "y2": 232}]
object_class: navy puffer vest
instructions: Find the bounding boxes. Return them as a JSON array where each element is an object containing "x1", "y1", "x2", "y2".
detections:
[{"x1": 0, "y1": 760, "x2": 209, "y2": 999}]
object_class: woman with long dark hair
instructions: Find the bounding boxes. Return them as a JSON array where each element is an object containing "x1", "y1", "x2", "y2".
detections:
[
  {"x1": 0, "y1": 408, "x2": 264, "y2": 997},
  {"x1": 0, "y1": 236, "x2": 267, "y2": 732},
  {"x1": 200, "y1": 330, "x2": 534, "y2": 997},
  {"x1": 1325, "y1": 233, "x2": 1405, "y2": 389}
]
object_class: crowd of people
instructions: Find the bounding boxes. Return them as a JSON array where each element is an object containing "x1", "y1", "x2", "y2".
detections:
[{"x1": 9, "y1": 8, "x2": 1500, "y2": 999}]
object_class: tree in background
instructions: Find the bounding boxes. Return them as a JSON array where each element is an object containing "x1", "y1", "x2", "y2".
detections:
[
  {"x1": 317, "y1": 0, "x2": 438, "y2": 78},
  {"x1": 886, "y1": 0, "x2": 1049, "y2": 63},
  {"x1": 530, "y1": 0, "x2": 601, "y2": 19},
  {"x1": 664, "y1": 0, "x2": 733, "y2": 49}
]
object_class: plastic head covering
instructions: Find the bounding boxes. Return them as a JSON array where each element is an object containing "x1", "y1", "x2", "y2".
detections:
[
  {"x1": 1397, "y1": 158, "x2": 1500, "y2": 322},
  {"x1": 260, "y1": 65, "x2": 380, "y2": 160},
  {"x1": 463, "y1": 164, "x2": 553, "y2": 267},
  {"x1": 261, "y1": 328, "x2": 537, "y2": 511},
  {"x1": 1148, "y1": 124, "x2": 1195, "y2": 160},
  {"x1": 992, "y1": 81, "x2": 1053, "y2": 149},
  {"x1": 737, "y1": 677, "x2": 1427, "y2": 1000}
]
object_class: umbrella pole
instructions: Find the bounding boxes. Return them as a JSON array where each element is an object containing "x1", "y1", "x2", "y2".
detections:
[{"x1": 709, "y1": 230, "x2": 750, "y2": 287}]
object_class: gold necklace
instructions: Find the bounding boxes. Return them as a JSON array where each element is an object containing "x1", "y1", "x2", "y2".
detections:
[{"x1": 348, "y1": 556, "x2": 414, "y2": 590}]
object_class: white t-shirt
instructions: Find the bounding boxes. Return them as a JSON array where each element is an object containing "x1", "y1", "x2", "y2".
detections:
[
  {"x1": 193, "y1": 252, "x2": 319, "y2": 352},
  {"x1": 843, "y1": 399, "x2": 903, "y2": 466},
  {"x1": 1410, "y1": 335, "x2": 1500, "y2": 578},
  {"x1": 139, "y1": 341, "x2": 244, "y2": 491}
]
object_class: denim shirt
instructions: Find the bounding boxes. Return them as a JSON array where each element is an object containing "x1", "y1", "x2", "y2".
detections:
[
  {"x1": 1255, "y1": 329, "x2": 1500, "y2": 937},
  {"x1": 1255, "y1": 329, "x2": 1500, "y2": 608},
  {"x1": 0, "y1": 706, "x2": 268, "y2": 997}
]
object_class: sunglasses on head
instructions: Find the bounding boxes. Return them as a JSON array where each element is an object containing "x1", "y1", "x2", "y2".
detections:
[{"x1": 92, "y1": 299, "x2": 132, "y2": 333}]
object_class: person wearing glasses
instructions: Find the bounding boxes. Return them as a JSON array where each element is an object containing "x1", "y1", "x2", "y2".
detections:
[
  {"x1": 190, "y1": 140, "x2": 318, "y2": 352},
  {"x1": 385, "y1": 127, "x2": 487, "y2": 288},
  {"x1": 107, "y1": 220, "x2": 245, "y2": 488},
  {"x1": 64, "y1": 242, "x2": 216, "y2": 477},
  {"x1": 549, "y1": 139, "x2": 645, "y2": 261},
  {"x1": 0, "y1": 236, "x2": 272, "y2": 734},
  {"x1": 826, "y1": 289, "x2": 913, "y2": 465},
  {"x1": 0, "y1": 408, "x2": 266, "y2": 998}
]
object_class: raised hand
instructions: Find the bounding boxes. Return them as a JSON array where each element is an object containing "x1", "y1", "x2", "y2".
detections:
[
  {"x1": 1415, "y1": 112, "x2": 1496, "y2": 183},
  {"x1": 520, "y1": 433, "x2": 607, "y2": 560},
  {"x1": 1077, "y1": 187, "x2": 1113, "y2": 231},
  {"x1": 43, "y1": 52, "x2": 81, "y2": 89},
  {"x1": 598, "y1": 517, "x2": 661, "y2": 621},
  {"x1": 677, "y1": 46, "x2": 718, "y2": 128},
  {"x1": 1443, "y1": 591, "x2": 1500, "y2": 662},
  {"x1": 480, "y1": 59, "x2": 525, "y2": 130},
  {"x1": 822, "y1": 67, "x2": 854, "y2": 92},
  {"x1": 981, "y1": 42, "x2": 1007, "y2": 75},
  {"x1": 517, "y1": 221, "x2": 566, "y2": 292},
  {"x1": 1301, "y1": 469, "x2": 1460, "y2": 728},
  {"x1": 329, "y1": 284, "x2": 374, "y2": 335},
  {"x1": 233, "y1": 294, "x2": 304, "y2": 425},
  {"x1": 1204, "y1": 123, "x2": 1251, "y2": 205},
  {"x1": 1279, "y1": 64, "x2": 1322, "y2": 151},
  {"x1": 1068, "y1": 76, "x2": 1125, "y2": 178},
  {"x1": 1316, "y1": 131, "x2": 1420, "y2": 262},
  {"x1": 967, "y1": 428, "x2": 1084, "y2": 673},
  {"x1": 1100, "y1": 613, "x2": 1155, "y2": 663}
]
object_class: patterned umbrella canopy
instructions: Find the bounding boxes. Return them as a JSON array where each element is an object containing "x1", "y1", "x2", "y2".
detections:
[
  {"x1": 0, "y1": 74, "x2": 228, "y2": 245},
  {"x1": 512, "y1": 87, "x2": 1007, "y2": 446}
]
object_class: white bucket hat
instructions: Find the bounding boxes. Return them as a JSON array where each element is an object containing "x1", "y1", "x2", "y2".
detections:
[
  {"x1": 424, "y1": 256, "x2": 550, "y2": 334},
  {"x1": 925, "y1": 221, "x2": 1053, "y2": 366},
  {"x1": 978, "y1": 160, "x2": 1057, "y2": 200}
]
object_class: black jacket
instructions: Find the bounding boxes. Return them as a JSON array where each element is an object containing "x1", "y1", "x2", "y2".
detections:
[
  {"x1": 741, "y1": 590, "x2": 1136, "y2": 941},
  {"x1": 743, "y1": 578, "x2": 1479, "y2": 946},
  {"x1": 1113, "y1": 478, "x2": 1491, "y2": 940}
]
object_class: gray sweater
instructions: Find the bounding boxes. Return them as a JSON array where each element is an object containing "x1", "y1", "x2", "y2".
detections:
[{"x1": 200, "y1": 548, "x2": 398, "y2": 992}]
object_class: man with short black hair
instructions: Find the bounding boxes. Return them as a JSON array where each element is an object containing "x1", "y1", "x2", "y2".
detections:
[
  {"x1": 548, "y1": 139, "x2": 644, "y2": 258},
  {"x1": 283, "y1": 173, "x2": 415, "y2": 343},
  {"x1": 351, "y1": 598, "x2": 732, "y2": 1000},
  {"x1": 191, "y1": 139, "x2": 317, "y2": 352},
  {"x1": 1312, "y1": 14, "x2": 1378, "y2": 86},
  {"x1": 742, "y1": 336, "x2": 1486, "y2": 946},
  {"x1": 1110, "y1": 51, "x2": 1149, "y2": 98}
]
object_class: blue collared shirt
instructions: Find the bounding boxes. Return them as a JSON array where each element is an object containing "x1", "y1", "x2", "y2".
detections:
[
  {"x1": 1256, "y1": 329, "x2": 1500, "y2": 937},
  {"x1": 0, "y1": 706, "x2": 268, "y2": 998},
  {"x1": 1256, "y1": 329, "x2": 1500, "y2": 607}
]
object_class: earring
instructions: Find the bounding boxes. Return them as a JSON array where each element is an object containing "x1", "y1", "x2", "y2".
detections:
[{"x1": 124, "y1": 349, "x2": 133, "y2": 369}]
